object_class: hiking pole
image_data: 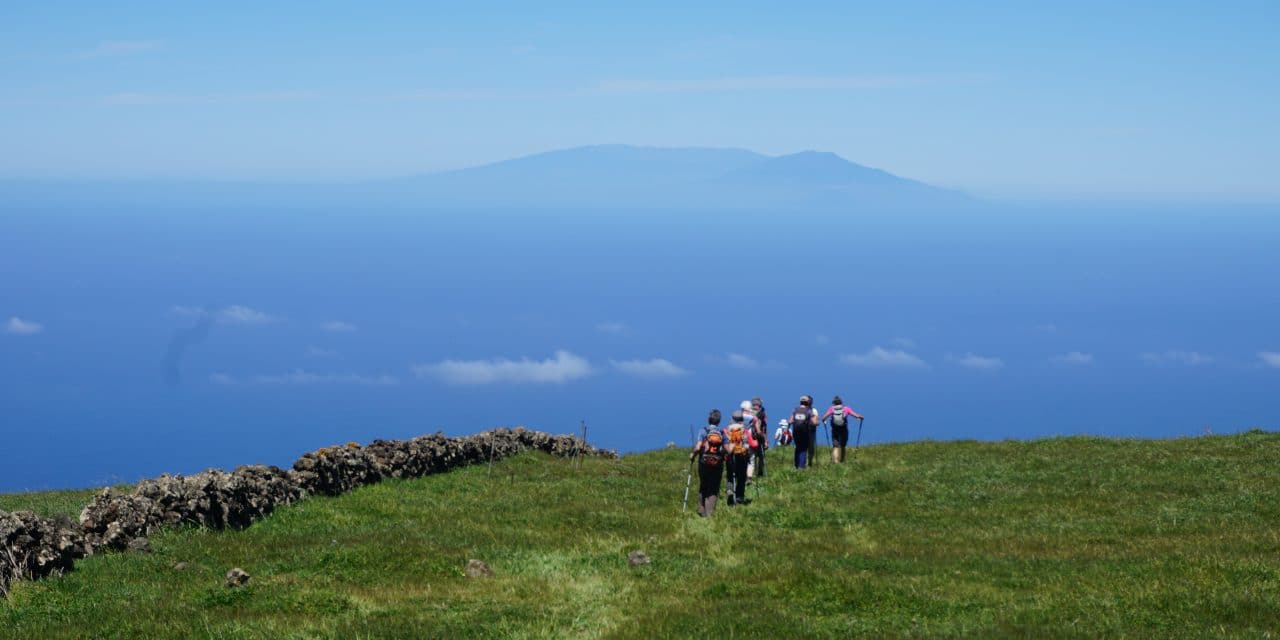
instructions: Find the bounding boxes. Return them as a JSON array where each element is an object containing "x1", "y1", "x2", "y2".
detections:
[
  {"x1": 487, "y1": 431, "x2": 496, "y2": 476},
  {"x1": 852, "y1": 417, "x2": 865, "y2": 464},
  {"x1": 682, "y1": 424, "x2": 695, "y2": 514}
]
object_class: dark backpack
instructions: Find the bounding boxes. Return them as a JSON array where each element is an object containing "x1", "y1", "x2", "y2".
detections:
[
  {"x1": 831, "y1": 406, "x2": 847, "y2": 428},
  {"x1": 701, "y1": 428, "x2": 725, "y2": 466},
  {"x1": 790, "y1": 406, "x2": 810, "y2": 428}
]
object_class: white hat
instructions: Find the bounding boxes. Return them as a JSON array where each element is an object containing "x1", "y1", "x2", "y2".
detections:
[
  {"x1": 778, "y1": 419, "x2": 788, "y2": 427},
  {"x1": 740, "y1": 400, "x2": 752, "y2": 411}
]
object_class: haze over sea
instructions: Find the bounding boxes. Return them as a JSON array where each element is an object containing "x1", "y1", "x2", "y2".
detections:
[
  {"x1": 2, "y1": 174, "x2": 1277, "y2": 490},
  {"x1": 2, "y1": 3, "x2": 1278, "y2": 491}
]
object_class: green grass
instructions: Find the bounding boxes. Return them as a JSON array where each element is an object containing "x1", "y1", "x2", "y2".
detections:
[
  {"x1": 3, "y1": 432, "x2": 1279, "y2": 638},
  {"x1": 0, "y1": 485, "x2": 131, "y2": 521}
]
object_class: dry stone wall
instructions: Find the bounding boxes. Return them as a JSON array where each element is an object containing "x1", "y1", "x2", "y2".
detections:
[{"x1": 1, "y1": 427, "x2": 613, "y2": 596}]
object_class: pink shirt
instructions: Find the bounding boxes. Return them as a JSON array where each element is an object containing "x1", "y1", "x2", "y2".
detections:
[{"x1": 823, "y1": 405, "x2": 857, "y2": 421}]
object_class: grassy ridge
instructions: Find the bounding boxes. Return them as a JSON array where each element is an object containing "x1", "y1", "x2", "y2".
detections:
[{"x1": 2, "y1": 432, "x2": 1278, "y2": 638}]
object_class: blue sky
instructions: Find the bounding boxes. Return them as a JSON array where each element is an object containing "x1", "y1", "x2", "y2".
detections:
[{"x1": 1, "y1": 1, "x2": 1277, "y2": 200}]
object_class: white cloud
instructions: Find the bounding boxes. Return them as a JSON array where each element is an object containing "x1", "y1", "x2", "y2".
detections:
[
  {"x1": 840, "y1": 347, "x2": 928, "y2": 369},
  {"x1": 950, "y1": 353, "x2": 1005, "y2": 371},
  {"x1": 212, "y1": 370, "x2": 398, "y2": 386},
  {"x1": 80, "y1": 40, "x2": 160, "y2": 58},
  {"x1": 170, "y1": 305, "x2": 205, "y2": 317},
  {"x1": 219, "y1": 305, "x2": 280, "y2": 325},
  {"x1": 5, "y1": 317, "x2": 44, "y2": 335},
  {"x1": 596, "y1": 322, "x2": 629, "y2": 336},
  {"x1": 101, "y1": 90, "x2": 317, "y2": 106},
  {"x1": 1258, "y1": 352, "x2": 1280, "y2": 368},
  {"x1": 1050, "y1": 351, "x2": 1094, "y2": 366},
  {"x1": 1141, "y1": 351, "x2": 1213, "y2": 366},
  {"x1": 891, "y1": 337, "x2": 917, "y2": 349},
  {"x1": 413, "y1": 350, "x2": 593, "y2": 385},
  {"x1": 611, "y1": 358, "x2": 690, "y2": 378},
  {"x1": 320, "y1": 321, "x2": 357, "y2": 333},
  {"x1": 306, "y1": 346, "x2": 338, "y2": 358},
  {"x1": 171, "y1": 305, "x2": 281, "y2": 325},
  {"x1": 595, "y1": 73, "x2": 989, "y2": 94},
  {"x1": 724, "y1": 353, "x2": 760, "y2": 369}
]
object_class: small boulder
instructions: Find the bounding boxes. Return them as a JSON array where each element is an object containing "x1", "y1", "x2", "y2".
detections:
[
  {"x1": 224, "y1": 567, "x2": 251, "y2": 588},
  {"x1": 465, "y1": 559, "x2": 493, "y2": 578},
  {"x1": 173, "y1": 562, "x2": 190, "y2": 571},
  {"x1": 628, "y1": 550, "x2": 651, "y2": 567}
]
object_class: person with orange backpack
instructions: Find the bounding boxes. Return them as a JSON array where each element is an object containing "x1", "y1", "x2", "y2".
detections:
[
  {"x1": 724, "y1": 409, "x2": 758, "y2": 505},
  {"x1": 689, "y1": 409, "x2": 727, "y2": 517}
]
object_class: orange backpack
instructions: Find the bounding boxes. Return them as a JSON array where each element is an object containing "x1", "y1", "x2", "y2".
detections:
[{"x1": 727, "y1": 424, "x2": 749, "y2": 455}]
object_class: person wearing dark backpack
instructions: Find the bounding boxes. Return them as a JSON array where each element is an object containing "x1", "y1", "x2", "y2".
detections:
[
  {"x1": 724, "y1": 410, "x2": 756, "y2": 505},
  {"x1": 790, "y1": 397, "x2": 815, "y2": 469},
  {"x1": 823, "y1": 395, "x2": 865, "y2": 463},
  {"x1": 690, "y1": 409, "x2": 726, "y2": 517},
  {"x1": 803, "y1": 395, "x2": 820, "y2": 466}
]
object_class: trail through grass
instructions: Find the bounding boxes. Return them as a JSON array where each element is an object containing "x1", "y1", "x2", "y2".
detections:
[{"x1": 2, "y1": 432, "x2": 1278, "y2": 638}]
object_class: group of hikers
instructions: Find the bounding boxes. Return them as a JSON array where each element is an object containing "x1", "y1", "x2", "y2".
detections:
[{"x1": 685, "y1": 395, "x2": 864, "y2": 517}]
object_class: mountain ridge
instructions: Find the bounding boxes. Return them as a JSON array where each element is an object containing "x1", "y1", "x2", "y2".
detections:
[{"x1": 0, "y1": 144, "x2": 979, "y2": 212}]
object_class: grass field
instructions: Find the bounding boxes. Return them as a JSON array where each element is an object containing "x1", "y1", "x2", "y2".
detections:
[{"x1": 2, "y1": 431, "x2": 1278, "y2": 638}]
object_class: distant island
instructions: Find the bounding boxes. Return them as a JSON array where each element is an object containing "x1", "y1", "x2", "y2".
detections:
[{"x1": 1, "y1": 145, "x2": 978, "y2": 213}]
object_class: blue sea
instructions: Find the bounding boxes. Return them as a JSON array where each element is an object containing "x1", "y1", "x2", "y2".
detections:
[{"x1": 2, "y1": 204, "x2": 1277, "y2": 490}]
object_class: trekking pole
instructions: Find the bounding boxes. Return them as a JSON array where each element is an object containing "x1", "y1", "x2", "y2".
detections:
[
  {"x1": 852, "y1": 417, "x2": 865, "y2": 463},
  {"x1": 682, "y1": 424, "x2": 695, "y2": 513},
  {"x1": 487, "y1": 430, "x2": 496, "y2": 476}
]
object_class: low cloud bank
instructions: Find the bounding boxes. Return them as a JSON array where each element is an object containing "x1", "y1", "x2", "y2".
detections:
[
  {"x1": 840, "y1": 347, "x2": 928, "y2": 369},
  {"x1": 611, "y1": 358, "x2": 689, "y2": 378},
  {"x1": 950, "y1": 353, "x2": 1004, "y2": 371},
  {"x1": 1051, "y1": 351, "x2": 1094, "y2": 366},
  {"x1": 1141, "y1": 351, "x2": 1212, "y2": 366},
  {"x1": 4, "y1": 317, "x2": 43, "y2": 335},
  {"x1": 413, "y1": 350, "x2": 593, "y2": 384}
]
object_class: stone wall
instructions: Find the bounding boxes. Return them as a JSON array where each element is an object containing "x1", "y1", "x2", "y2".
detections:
[{"x1": 1, "y1": 427, "x2": 612, "y2": 596}]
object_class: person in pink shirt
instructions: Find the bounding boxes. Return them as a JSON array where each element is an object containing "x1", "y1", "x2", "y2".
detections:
[{"x1": 822, "y1": 395, "x2": 865, "y2": 463}]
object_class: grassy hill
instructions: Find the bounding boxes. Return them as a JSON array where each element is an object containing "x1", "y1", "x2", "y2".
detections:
[{"x1": 2, "y1": 432, "x2": 1278, "y2": 638}]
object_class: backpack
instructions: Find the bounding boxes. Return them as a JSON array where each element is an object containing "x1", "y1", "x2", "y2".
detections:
[
  {"x1": 701, "y1": 428, "x2": 725, "y2": 466},
  {"x1": 831, "y1": 406, "x2": 847, "y2": 428},
  {"x1": 791, "y1": 406, "x2": 810, "y2": 428},
  {"x1": 726, "y1": 424, "x2": 749, "y2": 455}
]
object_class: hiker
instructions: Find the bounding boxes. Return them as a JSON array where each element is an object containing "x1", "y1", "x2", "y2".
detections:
[
  {"x1": 823, "y1": 395, "x2": 865, "y2": 463},
  {"x1": 774, "y1": 419, "x2": 792, "y2": 446},
  {"x1": 802, "y1": 395, "x2": 820, "y2": 466},
  {"x1": 690, "y1": 409, "x2": 726, "y2": 517},
  {"x1": 740, "y1": 401, "x2": 758, "y2": 479},
  {"x1": 724, "y1": 409, "x2": 756, "y2": 505},
  {"x1": 790, "y1": 397, "x2": 816, "y2": 468},
  {"x1": 750, "y1": 396, "x2": 768, "y2": 478}
]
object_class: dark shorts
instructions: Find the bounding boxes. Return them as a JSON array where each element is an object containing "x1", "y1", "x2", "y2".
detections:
[{"x1": 832, "y1": 424, "x2": 849, "y2": 447}]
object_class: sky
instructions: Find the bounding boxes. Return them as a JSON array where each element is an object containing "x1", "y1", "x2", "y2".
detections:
[{"x1": 1, "y1": 1, "x2": 1277, "y2": 200}]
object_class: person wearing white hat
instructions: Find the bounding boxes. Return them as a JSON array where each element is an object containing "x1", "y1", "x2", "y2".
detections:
[{"x1": 774, "y1": 419, "x2": 792, "y2": 447}]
